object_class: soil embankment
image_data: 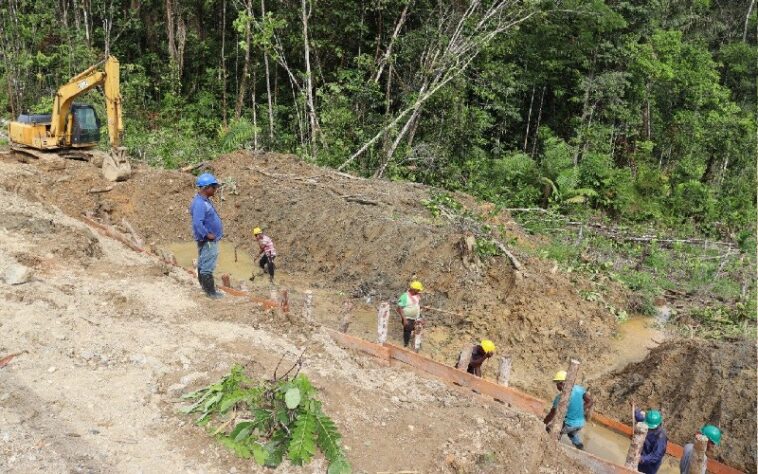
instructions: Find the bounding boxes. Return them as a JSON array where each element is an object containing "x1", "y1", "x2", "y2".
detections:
[
  {"x1": 594, "y1": 340, "x2": 756, "y2": 472},
  {"x1": 1, "y1": 151, "x2": 624, "y2": 397},
  {"x1": 1, "y1": 150, "x2": 754, "y2": 472},
  {"x1": 0, "y1": 158, "x2": 588, "y2": 473}
]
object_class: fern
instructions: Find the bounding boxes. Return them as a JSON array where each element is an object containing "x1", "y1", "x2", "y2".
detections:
[
  {"x1": 288, "y1": 410, "x2": 317, "y2": 465},
  {"x1": 315, "y1": 410, "x2": 351, "y2": 472},
  {"x1": 180, "y1": 367, "x2": 349, "y2": 472}
]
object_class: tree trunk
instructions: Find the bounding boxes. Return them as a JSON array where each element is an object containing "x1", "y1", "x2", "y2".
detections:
[
  {"x1": 523, "y1": 85, "x2": 535, "y2": 153},
  {"x1": 165, "y1": 0, "x2": 176, "y2": 62},
  {"x1": 744, "y1": 0, "x2": 756, "y2": 42},
  {"x1": 220, "y1": 0, "x2": 228, "y2": 127},
  {"x1": 261, "y1": 0, "x2": 275, "y2": 143},
  {"x1": 338, "y1": 300, "x2": 353, "y2": 333},
  {"x1": 688, "y1": 434, "x2": 709, "y2": 474},
  {"x1": 456, "y1": 345, "x2": 474, "y2": 370},
  {"x1": 530, "y1": 86, "x2": 545, "y2": 157},
  {"x1": 302, "y1": 0, "x2": 319, "y2": 158},
  {"x1": 235, "y1": 0, "x2": 253, "y2": 120},
  {"x1": 302, "y1": 290, "x2": 314, "y2": 321},
  {"x1": 373, "y1": 0, "x2": 412, "y2": 83},
  {"x1": 548, "y1": 359, "x2": 581, "y2": 439},
  {"x1": 251, "y1": 68, "x2": 259, "y2": 150},
  {"x1": 376, "y1": 302, "x2": 390, "y2": 344},
  {"x1": 497, "y1": 355, "x2": 512, "y2": 386},
  {"x1": 624, "y1": 422, "x2": 649, "y2": 469}
]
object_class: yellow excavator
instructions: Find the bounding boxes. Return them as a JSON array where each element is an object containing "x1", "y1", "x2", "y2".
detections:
[{"x1": 8, "y1": 55, "x2": 131, "y2": 181}]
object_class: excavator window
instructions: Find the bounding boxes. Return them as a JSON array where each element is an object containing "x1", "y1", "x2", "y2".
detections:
[{"x1": 71, "y1": 104, "x2": 100, "y2": 145}]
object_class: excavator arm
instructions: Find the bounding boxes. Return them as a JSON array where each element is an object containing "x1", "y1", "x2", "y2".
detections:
[{"x1": 49, "y1": 56, "x2": 123, "y2": 147}]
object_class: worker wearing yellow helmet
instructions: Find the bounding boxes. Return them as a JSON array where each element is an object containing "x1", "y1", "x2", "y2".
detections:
[
  {"x1": 543, "y1": 369, "x2": 593, "y2": 450},
  {"x1": 251, "y1": 227, "x2": 277, "y2": 284},
  {"x1": 464, "y1": 339, "x2": 496, "y2": 377},
  {"x1": 395, "y1": 280, "x2": 424, "y2": 348}
]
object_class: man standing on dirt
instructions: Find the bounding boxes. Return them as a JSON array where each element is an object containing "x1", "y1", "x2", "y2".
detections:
[
  {"x1": 542, "y1": 370, "x2": 593, "y2": 450},
  {"x1": 252, "y1": 227, "x2": 277, "y2": 284},
  {"x1": 395, "y1": 281, "x2": 423, "y2": 348},
  {"x1": 190, "y1": 172, "x2": 224, "y2": 299},
  {"x1": 634, "y1": 408, "x2": 668, "y2": 474},
  {"x1": 680, "y1": 425, "x2": 721, "y2": 474}
]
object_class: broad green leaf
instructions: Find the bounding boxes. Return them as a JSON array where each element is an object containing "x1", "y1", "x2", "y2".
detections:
[{"x1": 285, "y1": 387, "x2": 301, "y2": 409}]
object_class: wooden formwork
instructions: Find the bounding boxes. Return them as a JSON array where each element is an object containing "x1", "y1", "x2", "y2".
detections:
[{"x1": 326, "y1": 329, "x2": 743, "y2": 474}]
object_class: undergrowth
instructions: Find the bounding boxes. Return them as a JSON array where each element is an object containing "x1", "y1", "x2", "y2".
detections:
[
  {"x1": 181, "y1": 364, "x2": 350, "y2": 473},
  {"x1": 514, "y1": 210, "x2": 756, "y2": 339}
]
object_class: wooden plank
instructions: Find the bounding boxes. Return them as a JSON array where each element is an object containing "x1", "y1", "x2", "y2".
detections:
[
  {"x1": 327, "y1": 331, "x2": 744, "y2": 474},
  {"x1": 328, "y1": 329, "x2": 391, "y2": 362},
  {"x1": 561, "y1": 444, "x2": 639, "y2": 474}
]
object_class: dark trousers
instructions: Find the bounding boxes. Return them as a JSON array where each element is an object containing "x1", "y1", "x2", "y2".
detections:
[
  {"x1": 402, "y1": 319, "x2": 417, "y2": 346},
  {"x1": 259, "y1": 254, "x2": 275, "y2": 279}
]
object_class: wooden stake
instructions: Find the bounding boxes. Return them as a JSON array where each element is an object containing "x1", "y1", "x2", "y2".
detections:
[
  {"x1": 376, "y1": 302, "x2": 390, "y2": 344},
  {"x1": 549, "y1": 358, "x2": 581, "y2": 440},
  {"x1": 456, "y1": 345, "x2": 474, "y2": 371},
  {"x1": 689, "y1": 434, "x2": 709, "y2": 474},
  {"x1": 413, "y1": 320, "x2": 423, "y2": 353},
  {"x1": 221, "y1": 274, "x2": 231, "y2": 288},
  {"x1": 302, "y1": 290, "x2": 313, "y2": 321},
  {"x1": 624, "y1": 421, "x2": 649, "y2": 469},
  {"x1": 338, "y1": 300, "x2": 354, "y2": 333},
  {"x1": 279, "y1": 289, "x2": 289, "y2": 314},
  {"x1": 498, "y1": 355, "x2": 512, "y2": 386}
]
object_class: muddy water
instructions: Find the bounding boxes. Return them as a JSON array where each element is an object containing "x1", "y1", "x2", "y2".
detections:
[
  {"x1": 611, "y1": 316, "x2": 665, "y2": 371},
  {"x1": 163, "y1": 241, "x2": 679, "y2": 472},
  {"x1": 168, "y1": 241, "x2": 255, "y2": 282},
  {"x1": 575, "y1": 422, "x2": 680, "y2": 473}
]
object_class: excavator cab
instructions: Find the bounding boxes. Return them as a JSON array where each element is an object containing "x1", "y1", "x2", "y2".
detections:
[
  {"x1": 70, "y1": 104, "x2": 101, "y2": 146},
  {"x1": 8, "y1": 56, "x2": 131, "y2": 181}
]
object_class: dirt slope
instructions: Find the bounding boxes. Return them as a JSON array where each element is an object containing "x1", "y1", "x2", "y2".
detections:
[
  {"x1": 1, "y1": 150, "x2": 755, "y2": 473},
  {"x1": 593, "y1": 340, "x2": 757, "y2": 472},
  {"x1": 0, "y1": 166, "x2": 589, "y2": 473},
  {"x1": 1, "y1": 151, "x2": 623, "y2": 398}
]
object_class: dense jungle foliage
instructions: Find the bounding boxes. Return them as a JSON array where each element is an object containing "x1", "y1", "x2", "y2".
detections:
[
  {"x1": 1, "y1": 0, "x2": 755, "y2": 240},
  {"x1": 1, "y1": 1, "x2": 755, "y2": 320}
]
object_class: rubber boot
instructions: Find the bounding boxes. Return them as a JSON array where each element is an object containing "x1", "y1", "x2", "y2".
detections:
[{"x1": 200, "y1": 274, "x2": 224, "y2": 299}]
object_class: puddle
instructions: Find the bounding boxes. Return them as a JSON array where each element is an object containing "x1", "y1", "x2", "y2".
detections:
[
  {"x1": 612, "y1": 316, "x2": 666, "y2": 371},
  {"x1": 167, "y1": 241, "x2": 255, "y2": 282},
  {"x1": 164, "y1": 241, "x2": 680, "y2": 472},
  {"x1": 574, "y1": 422, "x2": 679, "y2": 474}
]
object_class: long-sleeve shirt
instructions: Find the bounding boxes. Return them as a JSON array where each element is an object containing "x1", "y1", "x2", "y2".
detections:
[
  {"x1": 639, "y1": 427, "x2": 668, "y2": 474},
  {"x1": 189, "y1": 193, "x2": 223, "y2": 242},
  {"x1": 257, "y1": 234, "x2": 276, "y2": 256},
  {"x1": 467, "y1": 345, "x2": 488, "y2": 376}
]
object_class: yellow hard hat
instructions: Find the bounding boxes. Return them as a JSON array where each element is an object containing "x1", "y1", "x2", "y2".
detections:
[
  {"x1": 481, "y1": 339, "x2": 496, "y2": 354},
  {"x1": 553, "y1": 370, "x2": 567, "y2": 382},
  {"x1": 252, "y1": 227, "x2": 262, "y2": 235},
  {"x1": 409, "y1": 280, "x2": 423, "y2": 292}
]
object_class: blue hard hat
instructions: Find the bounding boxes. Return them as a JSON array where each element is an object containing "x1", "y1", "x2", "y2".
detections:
[{"x1": 195, "y1": 173, "x2": 219, "y2": 187}]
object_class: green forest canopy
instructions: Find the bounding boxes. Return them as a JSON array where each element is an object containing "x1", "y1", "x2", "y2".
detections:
[{"x1": 1, "y1": 0, "x2": 755, "y2": 240}]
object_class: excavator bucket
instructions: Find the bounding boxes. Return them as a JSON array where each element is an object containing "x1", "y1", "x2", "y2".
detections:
[{"x1": 102, "y1": 146, "x2": 131, "y2": 182}]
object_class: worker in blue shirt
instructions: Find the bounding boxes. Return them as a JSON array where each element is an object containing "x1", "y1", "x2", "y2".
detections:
[
  {"x1": 543, "y1": 370, "x2": 593, "y2": 450},
  {"x1": 190, "y1": 172, "x2": 224, "y2": 299},
  {"x1": 634, "y1": 408, "x2": 668, "y2": 474}
]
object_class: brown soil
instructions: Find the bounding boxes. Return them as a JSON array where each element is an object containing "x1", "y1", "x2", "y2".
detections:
[
  {"x1": 1, "y1": 150, "x2": 755, "y2": 473},
  {"x1": 593, "y1": 340, "x2": 757, "y2": 472},
  {"x1": 0, "y1": 161, "x2": 588, "y2": 473},
  {"x1": 0, "y1": 151, "x2": 623, "y2": 398}
]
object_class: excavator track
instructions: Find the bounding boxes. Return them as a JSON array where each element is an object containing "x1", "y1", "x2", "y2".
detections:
[{"x1": 10, "y1": 145, "x2": 131, "y2": 182}]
